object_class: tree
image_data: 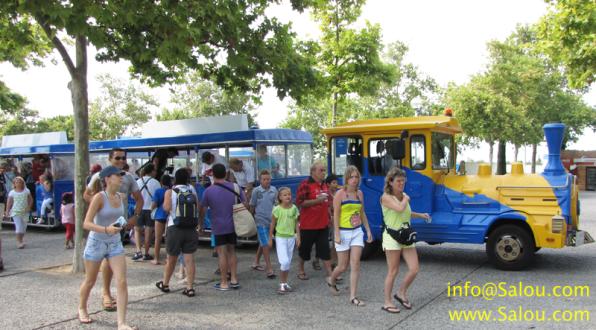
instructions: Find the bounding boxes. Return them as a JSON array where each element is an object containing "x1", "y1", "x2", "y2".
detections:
[
  {"x1": 537, "y1": 0, "x2": 595, "y2": 89},
  {"x1": 158, "y1": 72, "x2": 259, "y2": 127},
  {"x1": 89, "y1": 74, "x2": 156, "y2": 140},
  {"x1": 1, "y1": 0, "x2": 320, "y2": 272},
  {"x1": 312, "y1": 0, "x2": 393, "y2": 125},
  {"x1": 36, "y1": 115, "x2": 75, "y2": 140}
]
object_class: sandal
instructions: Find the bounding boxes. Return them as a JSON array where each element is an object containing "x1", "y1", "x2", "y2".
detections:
[
  {"x1": 102, "y1": 297, "x2": 117, "y2": 312},
  {"x1": 326, "y1": 277, "x2": 340, "y2": 295},
  {"x1": 251, "y1": 264, "x2": 265, "y2": 271},
  {"x1": 381, "y1": 306, "x2": 400, "y2": 314},
  {"x1": 182, "y1": 288, "x2": 196, "y2": 297},
  {"x1": 351, "y1": 297, "x2": 366, "y2": 307},
  {"x1": 297, "y1": 272, "x2": 309, "y2": 280},
  {"x1": 266, "y1": 272, "x2": 276, "y2": 279},
  {"x1": 230, "y1": 282, "x2": 240, "y2": 289},
  {"x1": 214, "y1": 283, "x2": 231, "y2": 291},
  {"x1": 155, "y1": 281, "x2": 170, "y2": 293},
  {"x1": 312, "y1": 260, "x2": 322, "y2": 270},
  {"x1": 394, "y1": 293, "x2": 412, "y2": 309}
]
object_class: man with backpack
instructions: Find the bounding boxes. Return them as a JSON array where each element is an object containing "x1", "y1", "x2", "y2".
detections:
[
  {"x1": 155, "y1": 168, "x2": 200, "y2": 297},
  {"x1": 200, "y1": 163, "x2": 246, "y2": 291},
  {"x1": 133, "y1": 164, "x2": 161, "y2": 261}
]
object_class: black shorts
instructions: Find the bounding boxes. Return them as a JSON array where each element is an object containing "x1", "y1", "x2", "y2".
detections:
[
  {"x1": 136, "y1": 210, "x2": 154, "y2": 228},
  {"x1": 299, "y1": 228, "x2": 331, "y2": 261},
  {"x1": 214, "y1": 232, "x2": 237, "y2": 247},
  {"x1": 166, "y1": 226, "x2": 198, "y2": 255}
]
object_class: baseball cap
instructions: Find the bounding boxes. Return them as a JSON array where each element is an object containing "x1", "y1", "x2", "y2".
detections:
[{"x1": 99, "y1": 165, "x2": 125, "y2": 179}]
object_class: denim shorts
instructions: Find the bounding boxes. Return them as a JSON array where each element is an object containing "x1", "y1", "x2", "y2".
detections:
[
  {"x1": 84, "y1": 237, "x2": 125, "y2": 261},
  {"x1": 257, "y1": 225, "x2": 270, "y2": 247}
]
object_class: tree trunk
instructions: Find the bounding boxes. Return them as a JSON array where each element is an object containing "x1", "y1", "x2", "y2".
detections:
[
  {"x1": 332, "y1": 91, "x2": 338, "y2": 126},
  {"x1": 514, "y1": 144, "x2": 519, "y2": 162},
  {"x1": 531, "y1": 143, "x2": 537, "y2": 174},
  {"x1": 496, "y1": 140, "x2": 507, "y2": 175},
  {"x1": 488, "y1": 141, "x2": 494, "y2": 170},
  {"x1": 71, "y1": 36, "x2": 90, "y2": 273}
]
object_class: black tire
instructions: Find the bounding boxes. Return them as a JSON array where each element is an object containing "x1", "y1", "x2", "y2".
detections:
[
  {"x1": 486, "y1": 224, "x2": 535, "y2": 270},
  {"x1": 361, "y1": 240, "x2": 379, "y2": 260},
  {"x1": 534, "y1": 247, "x2": 541, "y2": 253}
]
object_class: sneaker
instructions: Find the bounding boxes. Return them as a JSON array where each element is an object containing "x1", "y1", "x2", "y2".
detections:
[
  {"x1": 143, "y1": 254, "x2": 154, "y2": 261},
  {"x1": 283, "y1": 283, "x2": 293, "y2": 292},
  {"x1": 277, "y1": 284, "x2": 288, "y2": 294},
  {"x1": 132, "y1": 252, "x2": 143, "y2": 261}
]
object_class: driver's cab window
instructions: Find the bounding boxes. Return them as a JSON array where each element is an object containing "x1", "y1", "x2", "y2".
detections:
[
  {"x1": 410, "y1": 135, "x2": 426, "y2": 170},
  {"x1": 331, "y1": 137, "x2": 362, "y2": 176},
  {"x1": 368, "y1": 138, "x2": 399, "y2": 176},
  {"x1": 432, "y1": 132, "x2": 454, "y2": 170}
]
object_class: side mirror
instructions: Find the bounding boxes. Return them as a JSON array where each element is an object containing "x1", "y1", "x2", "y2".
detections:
[{"x1": 388, "y1": 139, "x2": 405, "y2": 160}]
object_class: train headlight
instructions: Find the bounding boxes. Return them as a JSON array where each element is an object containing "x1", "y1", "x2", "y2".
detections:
[{"x1": 551, "y1": 214, "x2": 565, "y2": 234}]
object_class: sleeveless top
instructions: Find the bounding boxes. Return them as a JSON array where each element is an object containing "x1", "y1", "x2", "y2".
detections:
[
  {"x1": 339, "y1": 199, "x2": 362, "y2": 229},
  {"x1": 89, "y1": 192, "x2": 124, "y2": 243},
  {"x1": 381, "y1": 194, "x2": 411, "y2": 230}
]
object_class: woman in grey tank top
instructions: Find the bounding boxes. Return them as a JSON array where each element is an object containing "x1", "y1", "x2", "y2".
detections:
[{"x1": 79, "y1": 166, "x2": 137, "y2": 329}]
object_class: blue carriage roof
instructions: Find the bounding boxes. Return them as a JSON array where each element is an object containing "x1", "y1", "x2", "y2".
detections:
[
  {"x1": 0, "y1": 129, "x2": 311, "y2": 156},
  {"x1": 0, "y1": 143, "x2": 74, "y2": 156},
  {"x1": 89, "y1": 129, "x2": 312, "y2": 151}
]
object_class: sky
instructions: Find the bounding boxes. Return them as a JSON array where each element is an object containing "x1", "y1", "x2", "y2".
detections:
[{"x1": 1, "y1": 0, "x2": 594, "y2": 161}]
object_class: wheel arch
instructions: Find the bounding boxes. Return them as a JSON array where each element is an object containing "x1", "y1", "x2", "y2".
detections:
[{"x1": 484, "y1": 213, "x2": 536, "y2": 246}]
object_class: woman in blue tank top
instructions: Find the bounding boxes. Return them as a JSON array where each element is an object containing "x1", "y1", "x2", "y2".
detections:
[{"x1": 78, "y1": 165, "x2": 137, "y2": 330}]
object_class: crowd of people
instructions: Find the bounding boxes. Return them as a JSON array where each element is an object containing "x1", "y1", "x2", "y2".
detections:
[{"x1": 0, "y1": 147, "x2": 428, "y2": 328}]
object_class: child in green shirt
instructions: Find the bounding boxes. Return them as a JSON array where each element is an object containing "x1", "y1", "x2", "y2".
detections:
[{"x1": 269, "y1": 187, "x2": 300, "y2": 294}]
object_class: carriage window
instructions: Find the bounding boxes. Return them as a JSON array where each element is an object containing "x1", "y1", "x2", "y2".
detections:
[
  {"x1": 368, "y1": 138, "x2": 399, "y2": 176},
  {"x1": 287, "y1": 144, "x2": 312, "y2": 177},
  {"x1": 410, "y1": 135, "x2": 426, "y2": 170},
  {"x1": 52, "y1": 156, "x2": 74, "y2": 180},
  {"x1": 331, "y1": 136, "x2": 362, "y2": 176},
  {"x1": 432, "y1": 132, "x2": 454, "y2": 170},
  {"x1": 256, "y1": 144, "x2": 285, "y2": 179}
]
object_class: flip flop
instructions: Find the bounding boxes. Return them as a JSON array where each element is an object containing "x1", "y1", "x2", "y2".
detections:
[
  {"x1": 266, "y1": 272, "x2": 277, "y2": 279},
  {"x1": 214, "y1": 283, "x2": 231, "y2": 291},
  {"x1": 78, "y1": 310, "x2": 93, "y2": 324},
  {"x1": 251, "y1": 265, "x2": 265, "y2": 271},
  {"x1": 381, "y1": 306, "x2": 400, "y2": 314},
  {"x1": 297, "y1": 273, "x2": 309, "y2": 280},
  {"x1": 394, "y1": 294, "x2": 412, "y2": 309},
  {"x1": 230, "y1": 282, "x2": 240, "y2": 289},
  {"x1": 102, "y1": 297, "x2": 117, "y2": 311}
]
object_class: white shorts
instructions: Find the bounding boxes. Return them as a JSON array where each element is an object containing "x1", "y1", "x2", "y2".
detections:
[{"x1": 334, "y1": 228, "x2": 364, "y2": 252}]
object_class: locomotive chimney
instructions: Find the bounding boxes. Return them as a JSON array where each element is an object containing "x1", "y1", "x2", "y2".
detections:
[{"x1": 543, "y1": 123, "x2": 566, "y2": 176}]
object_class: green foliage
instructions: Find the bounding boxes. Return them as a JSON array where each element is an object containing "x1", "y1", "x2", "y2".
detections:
[
  {"x1": 0, "y1": 80, "x2": 27, "y2": 114},
  {"x1": 0, "y1": 11, "x2": 52, "y2": 69},
  {"x1": 88, "y1": 74, "x2": 156, "y2": 140},
  {"x1": 537, "y1": 0, "x2": 595, "y2": 89},
  {"x1": 36, "y1": 115, "x2": 75, "y2": 141},
  {"x1": 311, "y1": 0, "x2": 394, "y2": 124},
  {"x1": 157, "y1": 72, "x2": 259, "y2": 126}
]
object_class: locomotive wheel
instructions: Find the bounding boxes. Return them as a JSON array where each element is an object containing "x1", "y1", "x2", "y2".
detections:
[{"x1": 486, "y1": 224, "x2": 535, "y2": 270}]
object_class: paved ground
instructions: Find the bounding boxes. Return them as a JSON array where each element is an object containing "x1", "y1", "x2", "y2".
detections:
[{"x1": 1, "y1": 192, "x2": 595, "y2": 330}]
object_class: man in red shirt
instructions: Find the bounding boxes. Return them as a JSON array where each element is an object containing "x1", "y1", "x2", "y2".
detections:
[{"x1": 296, "y1": 161, "x2": 333, "y2": 280}]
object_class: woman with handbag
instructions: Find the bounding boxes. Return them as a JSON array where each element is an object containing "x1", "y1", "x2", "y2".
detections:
[
  {"x1": 327, "y1": 166, "x2": 372, "y2": 307},
  {"x1": 380, "y1": 167, "x2": 430, "y2": 314}
]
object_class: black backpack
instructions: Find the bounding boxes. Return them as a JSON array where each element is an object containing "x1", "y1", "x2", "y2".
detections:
[{"x1": 173, "y1": 187, "x2": 198, "y2": 228}]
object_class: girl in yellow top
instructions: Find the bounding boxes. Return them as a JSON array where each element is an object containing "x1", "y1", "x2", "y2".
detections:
[
  {"x1": 327, "y1": 166, "x2": 372, "y2": 307},
  {"x1": 381, "y1": 167, "x2": 429, "y2": 314}
]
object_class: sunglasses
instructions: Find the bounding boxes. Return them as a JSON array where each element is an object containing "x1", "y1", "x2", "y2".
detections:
[{"x1": 113, "y1": 156, "x2": 127, "y2": 161}]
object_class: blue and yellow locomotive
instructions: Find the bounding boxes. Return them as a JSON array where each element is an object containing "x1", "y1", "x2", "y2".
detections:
[{"x1": 323, "y1": 116, "x2": 593, "y2": 270}]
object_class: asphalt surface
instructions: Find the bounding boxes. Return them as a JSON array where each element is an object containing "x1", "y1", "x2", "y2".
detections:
[{"x1": 1, "y1": 192, "x2": 595, "y2": 330}]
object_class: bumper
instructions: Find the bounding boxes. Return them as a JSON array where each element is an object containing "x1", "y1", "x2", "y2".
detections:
[{"x1": 566, "y1": 230, "x2": 595, "y2": 247}]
